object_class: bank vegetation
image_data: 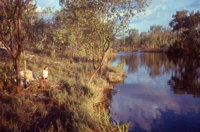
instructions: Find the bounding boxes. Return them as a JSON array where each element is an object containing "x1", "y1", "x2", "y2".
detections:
[{"x1": 0, "y1": 0, "x2": 149, "y2": 131}]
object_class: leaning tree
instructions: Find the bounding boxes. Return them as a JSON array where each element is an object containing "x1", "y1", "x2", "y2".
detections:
[{"x1": 58, "y1": 0, "x2": 150, "y2": 83}]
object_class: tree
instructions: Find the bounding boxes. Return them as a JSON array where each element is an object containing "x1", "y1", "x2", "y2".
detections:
[
  {"x1": 0, "y1": 0, "x2": 36, "y2": 92},
  {"x1": 58, "y1": 0, "x2": 150, "y2": 83},
  {"x1": 139, "y1": 32, "x2": 148, "y2": 46},
  {"x1": 169, "y1": 10, "x2": 200, "y2": 55},
  {"x1": 127, "y1": 29, "x2": 139, "y2": 47}
]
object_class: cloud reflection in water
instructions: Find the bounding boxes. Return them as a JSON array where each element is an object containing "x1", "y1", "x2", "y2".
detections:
[{"x1": 111, "y1": 53, "x2": 200, "y2": 132}]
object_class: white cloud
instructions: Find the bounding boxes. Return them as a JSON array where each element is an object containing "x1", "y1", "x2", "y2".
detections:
[
  {"x1": 133, "y1": 5, "x2": 163, "y2": 21},
  {"x1": 111, "y1": 78, "x2": 200, "y2": 131},
  {"x1": 129, "y1": 0, "x2": 198, "y2": 32}
]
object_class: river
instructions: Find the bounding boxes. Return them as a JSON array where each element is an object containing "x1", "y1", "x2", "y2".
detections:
[{"x1": 111, "y1": 52, "x2": 200, "y2": 132}]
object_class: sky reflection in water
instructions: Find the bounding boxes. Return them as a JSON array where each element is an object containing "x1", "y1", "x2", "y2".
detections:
[{"x1": 111, "y1": 52, "x2": 200, "y2": 132}]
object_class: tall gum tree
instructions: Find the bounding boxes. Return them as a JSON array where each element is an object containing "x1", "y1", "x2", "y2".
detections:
[{"x1": 0, "y1": 0, "x2": 36, "y2": 92}]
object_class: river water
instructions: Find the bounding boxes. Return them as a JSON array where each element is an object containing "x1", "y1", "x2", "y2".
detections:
[{"x1": 111, "y1": 52, "x2": 200, "y2": 132}]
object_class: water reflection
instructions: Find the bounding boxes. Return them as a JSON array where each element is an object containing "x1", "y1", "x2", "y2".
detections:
[
  {"x1": 111, "y1": 52, "x2": 200, "y2": 132},
  {"x1": 168, "y1": 57, "x2": 200, "y2": 96}
]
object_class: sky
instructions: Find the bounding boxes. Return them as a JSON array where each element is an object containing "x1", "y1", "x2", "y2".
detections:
[
  {"x1": 37, "y1": 0, "x2": 200, "y2": 33},
  {"x1": 130, "y1": 0, "x2": 200, "y2": 33}
]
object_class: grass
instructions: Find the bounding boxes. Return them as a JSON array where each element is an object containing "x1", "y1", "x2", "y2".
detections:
[{"x1": 0, "y1": 50, "x2": 127, "y2": 132}]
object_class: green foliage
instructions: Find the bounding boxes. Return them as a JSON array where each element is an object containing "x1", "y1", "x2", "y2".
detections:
[
  {"x1": 115, "y1": 25, "x2": 176, "y2": 51},
  {"x1": 0, "y1": 0, "x2": 152, "y2": 131},
  {"x1": 54, "y1": 0, "x2": 150, "y2": 65},
  {"x1": 113, "y1": 10, "x2": 198, "y2": 53},
  {"x1": 168, "y1": 10, "x2": 200, "y2": 56}
]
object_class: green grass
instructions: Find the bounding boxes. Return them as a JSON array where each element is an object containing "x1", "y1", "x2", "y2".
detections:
[{"x1": 0, "y1": 50, "x2": 128, "y2": 132}]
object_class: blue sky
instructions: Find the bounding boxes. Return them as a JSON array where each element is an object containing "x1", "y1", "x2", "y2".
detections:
[
  {"x1": 37, "y1": 0, "x2": 200, "y2": 33},
  {"x1": 130, "y1": 0, "x2": 200, "y2": 33},
  {"x1": 36, "y1": 0, "x2": 60, "y2": 11}
]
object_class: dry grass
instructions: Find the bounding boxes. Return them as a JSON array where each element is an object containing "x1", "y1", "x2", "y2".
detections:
[{"x1": 0, "y1": 51, "x2": 127, "y2": 132}]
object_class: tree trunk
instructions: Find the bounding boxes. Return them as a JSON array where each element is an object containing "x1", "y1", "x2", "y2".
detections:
[
  {"x1": 23, "y1": 50, "x2": 27, "y2": 87},
  {"x1": 88, "y1": 48, "x2": 109, "y2": 84},
  {"x1": 88, "y1": 38, "x2": 111, "y2": 84},
  {"x1": 93, "y1": 55, "x2": 97, "y2": 70},
  {"x1": 69, "y1": 46, "x2": 74, "y2": 63},
  {"x1": 88, "y1": 58, "x2": 104, "y2": 84},
  {"x1": 15, "y1": 56, "x2": 21, "y2": 92}
]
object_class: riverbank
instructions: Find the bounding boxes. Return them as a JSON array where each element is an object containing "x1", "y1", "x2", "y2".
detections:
[
  {"x1": 0, "y1": 51, "x2": 127, "y2": 132},
  {"x1": 114, "y1": 47, "x2": 167, "y2": 53}
]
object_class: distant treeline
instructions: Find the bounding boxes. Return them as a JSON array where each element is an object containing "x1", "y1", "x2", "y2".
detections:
[{"x1": 114, "y1": 10, "x2": 200, "y2": 57}]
